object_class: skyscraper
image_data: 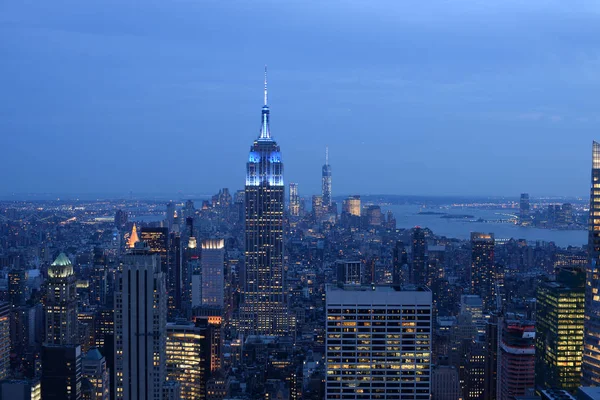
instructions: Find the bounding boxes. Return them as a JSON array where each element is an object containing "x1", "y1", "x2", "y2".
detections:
[
  {"x1": 165, "y1": 321, "x2": 212, "y2": 400},
  {"x1": 411, "y1": 227, "x2": 427, "y2": 285},
  {"x1": 536, "y1": 267, "x2": 585, "y2": 391},
  {"x1": 520, "y1": 193, "x2": 530, "y2": 225},
  {"x1": 82, "y1": 347, "x2": 110, "y2": 400},
  {"x1": 241, "y1": 68, "x2": 288, "y2": 336},
  {"x1": 470, "y1": 232, "x2": 496, "y2": 312},
  {"x1": 289, "y1": 183, "x2": 300, "y2": 217},
  {"x1": 325, "y1": 284, "x2": 432, "y2": 399},
  {"x1": 584, "y1": 140, "x2": 600, "y2": 385},
  {"x1": 45, "y1": 253, "x2": 77, "y2": 345},
  {"x1": 114, "y1": 243, "x2": 167, "y2": 400},
  {"x1": 0, "y1": 302, "x2": 10, "y2": 380},
  {"x1": 41, "y1": 344, "x2": 82, "y2": 400},
  {"x1": 322, "y1": 147, "x2": 332, "y2": 209},
  {"x1": 8, "y1": 269, "x2": 27, "y2": 307},
  {"x1": 497, "y1": 319, "x2": 535, "y2": 400},
  {"x1": 201, "y1": 239, "x2": 225, "y2": 309}
]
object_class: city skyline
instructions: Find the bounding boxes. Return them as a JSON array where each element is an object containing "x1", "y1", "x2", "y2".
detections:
[{"x1": 2, "y1": 1, "x2": 600, "y2": 197}]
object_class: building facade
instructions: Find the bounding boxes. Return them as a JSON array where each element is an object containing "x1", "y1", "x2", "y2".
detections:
[
  {"x1": 114, "y1": 244, "x2": 167, "y2": 400},
  {"x1": 470, "y1": 233, "x2": 496, "y2": 312},
  {"x1": 326, "y1": 284, "x2": 432, "y2": 399},
  {"x1": 322, "y1": 147, "x2": 332, "y2": 209},
  {"x1": 498, "y1": 320, "x2": 535, "y2": 400},
  {"x1": 584, "y1": 140, "x2": 600, "y2": 385},
  {"x1": 536, "y1": 267, "x2": 585, "y2": 391},
  {"x1": 201, "y1": 239, "x2": 225, "y2": 309}
]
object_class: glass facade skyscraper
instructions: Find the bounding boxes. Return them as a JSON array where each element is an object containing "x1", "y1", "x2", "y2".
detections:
[
  {"x1": 583, "y1": 140, "x2": 600, "y2": 385},
  {"x1": 241, "y1": 69, "x2": 289, "y2": 336}
]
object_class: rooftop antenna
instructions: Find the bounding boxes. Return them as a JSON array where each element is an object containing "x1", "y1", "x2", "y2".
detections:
[{"x1": 264, "y1": 65, "x2": 268, "y2": 106}]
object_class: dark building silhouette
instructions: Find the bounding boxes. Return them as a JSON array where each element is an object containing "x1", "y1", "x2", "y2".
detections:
[
  {"x1": 41, "y1": 344, "x2": 82, "y2": 400},
  {"x1": 411, "y1": 227, "x2": 427, "y2": 285}
]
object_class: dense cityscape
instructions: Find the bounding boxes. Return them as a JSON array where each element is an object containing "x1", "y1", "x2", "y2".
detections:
[{"x1": 0, "y1": 69, "x2": 599, "y2": 400}]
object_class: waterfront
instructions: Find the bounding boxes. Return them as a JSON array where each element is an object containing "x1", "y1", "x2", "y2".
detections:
[{"x1": 384, "y1": 204, "x2": 587, "y2": 248}]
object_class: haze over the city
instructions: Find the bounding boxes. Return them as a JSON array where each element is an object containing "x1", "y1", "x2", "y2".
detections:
[{"x1": 1, "y1": 0, "x2": 599, "y2": 197}]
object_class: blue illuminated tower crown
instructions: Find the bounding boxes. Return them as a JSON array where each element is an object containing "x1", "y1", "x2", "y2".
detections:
[{"x1": 246, "y1": 67, "x2": 283, "y2": 187}]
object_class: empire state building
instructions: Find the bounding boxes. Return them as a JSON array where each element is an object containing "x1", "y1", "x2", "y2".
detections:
[{"x1": 241, "y1": 69, "x2": 289, "y2": 335}]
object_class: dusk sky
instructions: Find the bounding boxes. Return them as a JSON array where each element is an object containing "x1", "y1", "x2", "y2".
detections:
[{"x1": 1, "y1": 0, "x2": 600, "y2": 198}]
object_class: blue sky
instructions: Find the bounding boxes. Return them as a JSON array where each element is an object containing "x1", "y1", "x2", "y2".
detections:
[{"x1": 1, "y1": 0, "x2": 599, "y2": 197}]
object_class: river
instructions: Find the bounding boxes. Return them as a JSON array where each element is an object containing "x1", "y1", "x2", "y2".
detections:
[{"x1": 383, "y1": 204, "x2": 587, "y2": 248}]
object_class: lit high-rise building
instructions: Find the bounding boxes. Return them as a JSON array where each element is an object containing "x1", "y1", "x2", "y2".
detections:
[
  {"x1": 8, "y1": 269, "x2": 27, "y2": 307},
  {"x1": 0, "y1": 302, "x2": 10, "y2": 380},
  {"x1": 166, "y1": 321, "x2": 211, "y2": 400},
  {"x1": 325, "y1": 284, "x2": 432, "y2": 399},
  {"x1": 342, "y1": 195, "x2": 361, "y2": 217},
  {"x1": 584, "y1": 141, "x2": 600, "y2": 385},
  {"x1": 470, "y1": 232, "x2": 496, "y2": 311},
  {"x1": 241, "y1": 68, "x2": 288, "y2": 336},
  {"x1": 536, "y1": 266, "x2": 585, "y2": 391},
  {"x1": 114, "y1": 243, "x2": 167, "y2": 400},
  {"x1": 45, "y1": 253, "x2": 78, "y2": 345},
  {"x1": 498, "y1": 319, "x2": 535, "y2": 400},
  {"x1": 322, "y1": 146, "x2": 332, "y2": 209},
  {"x1": 201, "y1": 239, "x2": 225, "y2": 309},
  {"x1": 312, "y1": 195, "x2": 324, "y2": 221},
  {"x1": 89, "y1": 248, "x2": 108, "y2": 307},
  {"x1": 289, "y1": 183, "x2": 300, "y2": 217},
  {"x1": 82, "y1": 347, "x2": 110, "y2": 400}
]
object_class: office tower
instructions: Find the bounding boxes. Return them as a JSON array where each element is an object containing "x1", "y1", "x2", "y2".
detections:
[
  {"x1": 45, "y1": 253, "x2": 77, "y2": 345},
  {"x1": 127, "y1": 224, "x2": 139, "y2": 248},
  {"x1": 41, "y1": 344, "x2": 82, "y2": 400},
  {"x1": 166, "y1": 321, "x2": 212, "y2": 400},
  {"x1": 312, "y1": 195, "x2": 324, "y2": 221},
  {"x1": 484, "y1": 314, "x2": 499, "y2": 400},
  {"x1": 520, "y1": 193, "x2": 530, "y2": 224},
  {"x1": 89, "y1": 249, "x2": 107, "y2": 307},
  {"x1": 325, "y1": 284, "x2": 432, "y2": 399},
  {"x1": 0, "y1": 379, "x2": 41, "y2": 400},
  {"x1": 140, "y1": 227, "x2": 169, "y2": 272},
  {"x1": 562, "y1": 203, "x2": 574, "y2": 225},
  {"x1": 289, "y1": 183, "x2": 300, "y2": 217},
  {"x1": 335, "y1": 260, "x2": 362, "y2": 285},
  {"x1": 166, "y1": 201, "x2": 176, "y2": 231},
  {"x1": 463, "y1": 340, "x2": 486, "y2": 400},
  {"x1": 169, "y1": 232, "x2": 182, "y2": 316},
  {"x1": 584, "y1": 141, "x2": 600, "y2": 385},
  {"x1": 241, "y1": 68, "x2": 288, "y2": 336},
  {"x1": 431, "y1": 365, "x2": 461, "y2": 400},
  {"x1": 114, "y1": 209, "x2": 128, "y2": 228},
  {"x1": 392, "y1": 241, "x2": 408, "y2": 286},
  {"x1": 365, "y1": 205, "x2": 382, "y2": 227},
  {"x1": 497, "y1": 320, "x2": 535, "y2": 400},
  {"x1": 322, "y1": 146, "x2": 332, "y2": 209},
  {"x1": 8, "y1": 269, "x2": 27, "y2": 307},
  {"x1": 82, "y1": 348, "x2": 109, "y2": 400},
  {"x1": 343, "y1": 195, "x2": 361, "y2": 216},
  {"x1": 201, "y1": 239, "x2": 225, "y2": 309},
  {"x1": 536, "y1": 266, "x2": 585, "y2": 391},
  {"x1": 411, "y1": 227, "x2": 427, "y2": 285},
  {"x1": 470, "y1": 232, "x2": 496, "y2": 311},
  {"x1": 0, "y1": 303, "x2": 9, "y2": 380},
  {"x1": 114, "y1": 243, "x2": 167, "y2": 400}
]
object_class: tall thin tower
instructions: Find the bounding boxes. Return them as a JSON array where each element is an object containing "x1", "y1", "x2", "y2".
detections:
[
  {"x1": 583, "y1": 140, "x2": 600, "y2": 385},
  {"x1": 241, "y1": 67, "x2": 289, "y2": 335},
  {"x1": 322, "y1": 146, "x2": 332, "y2": 209}
]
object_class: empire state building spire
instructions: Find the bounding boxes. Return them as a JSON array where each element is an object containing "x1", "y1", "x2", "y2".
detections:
[{"x1": 259, "y1": 66, "x2": 271, "y2": 140}]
